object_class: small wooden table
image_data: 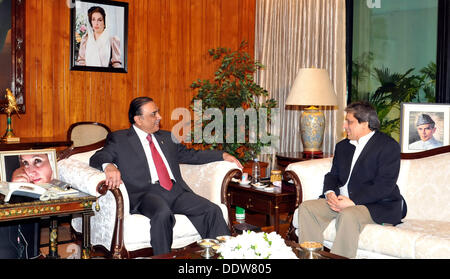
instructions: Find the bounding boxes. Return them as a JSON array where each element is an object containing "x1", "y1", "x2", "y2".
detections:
[
  {"x1": 226, "y1": 181, "x2": 297, "y2": 236},
  {"x1": 0, "y1": 192, "x2": 96, "y2": 259},
  {"x1": 0, "y1": 137, "x2": 73, "y2": 151}
]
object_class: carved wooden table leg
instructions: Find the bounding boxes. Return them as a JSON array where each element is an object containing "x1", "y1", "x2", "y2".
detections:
[
  {"x1": 47, "y1": 218, "x2": 60, "y2": 259},
  {"x1": 81, "y1": 212, "x2": 93, "y2": 259}
]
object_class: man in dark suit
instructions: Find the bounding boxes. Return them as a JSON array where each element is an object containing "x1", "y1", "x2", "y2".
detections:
[
  {"x1": 298, "y1": 101, "x2": 407, "y2": 258},
  {"x1": 90, "y1": 96, "x2": 243, "y2": 255}
]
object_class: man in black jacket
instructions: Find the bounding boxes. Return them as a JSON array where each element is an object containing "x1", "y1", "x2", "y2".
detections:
[
  {"x1": 298, "y1": 101, "x2": 406, "y2": 258},
  {"x1": 90, "y1": 96, "x2": 242, "y2": 255}
]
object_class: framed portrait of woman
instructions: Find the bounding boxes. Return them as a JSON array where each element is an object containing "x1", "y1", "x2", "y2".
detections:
[
  {"x1": 0, "y1": 149, "x2": 58, "y2": 183},
  {"x1": 69, "y1": 0, "x2": 128, "y2": 73}
]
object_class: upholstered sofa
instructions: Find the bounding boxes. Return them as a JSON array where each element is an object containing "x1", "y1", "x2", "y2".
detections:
[
  {"x1": 57, "y1": 144, "x2": 241, "y2": 258},
  {"x1": 285, "y1": 145, "x2": 450, "y2": 259}
]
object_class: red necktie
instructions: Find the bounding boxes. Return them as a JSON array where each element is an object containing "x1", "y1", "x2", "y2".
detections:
[{"x1": 147, "y1": 135, "x2": 173, "y2": 191}]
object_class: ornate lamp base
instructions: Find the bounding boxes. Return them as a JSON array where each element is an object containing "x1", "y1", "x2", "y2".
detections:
[
  {"x1": 300, "y1": 106, "x2": 324, "y2": 156},
  {"x1": 2, "y1": 114, "x2": 20, "y2": 142}
]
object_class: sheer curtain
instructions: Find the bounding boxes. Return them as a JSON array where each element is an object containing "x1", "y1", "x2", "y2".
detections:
[{"x1": 254, "y1": 0, "x2": 347, "y2": 169}]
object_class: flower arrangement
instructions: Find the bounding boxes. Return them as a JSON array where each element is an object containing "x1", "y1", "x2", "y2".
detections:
[
  {"x1": 217, "y1": 231, "x2": 297, "y2": 259},
  {"x1": 74, "y1": 14, "x2": 88, "y2": 60}
]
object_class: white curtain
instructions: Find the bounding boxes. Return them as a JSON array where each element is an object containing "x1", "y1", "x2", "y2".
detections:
[{"x1": 255, "y1": 0, "x2": 347, "y2": 169}]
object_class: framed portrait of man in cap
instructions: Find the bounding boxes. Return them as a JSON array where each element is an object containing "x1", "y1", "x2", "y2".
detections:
[{"x1": 400, "y1": 103, "x2": 450, "y2": 153}]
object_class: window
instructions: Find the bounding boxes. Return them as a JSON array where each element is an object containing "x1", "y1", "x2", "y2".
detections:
[{"x1": 347, "y1": 0, "x2": 439, "y2": 139}]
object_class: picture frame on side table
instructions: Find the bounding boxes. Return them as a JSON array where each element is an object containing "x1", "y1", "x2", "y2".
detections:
[
  {"x1": 0, "y1": 149, "x2": 58, "y2": 183},
  {"x1": 400, "y1": 103, "x2": 450, "y2": 153},
  {"x1": 70, "y1": 0, "x2": 128, "y2": 73}
]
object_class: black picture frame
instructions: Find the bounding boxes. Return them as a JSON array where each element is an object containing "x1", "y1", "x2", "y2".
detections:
[
  {"x1": 69, "y1": 0, "x2": 128, "y2": 73},
  {"x1": 0, "y1": 0, "x2": 25, "y2": 114}
]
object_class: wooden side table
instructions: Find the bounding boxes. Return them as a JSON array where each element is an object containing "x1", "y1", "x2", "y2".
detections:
[
  {"x1": 276, "y1": 152, "x2": 332, "y2": 171},
  {"x1": 0, "y1": 192, "x2": 96, "y2": 259},
  {"x1": 226, "y1": 181, "x2": 297, "y2": 237}
]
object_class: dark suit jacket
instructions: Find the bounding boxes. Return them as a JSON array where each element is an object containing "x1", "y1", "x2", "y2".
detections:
[
  {"x1": 321, "y1": 131, "x2": 406, "y2": 225},
  {"x1": 89, "y1": 127, "x2": 224, "y2": 211}
]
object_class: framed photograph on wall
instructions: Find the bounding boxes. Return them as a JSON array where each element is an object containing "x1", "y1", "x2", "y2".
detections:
[
  {"x1": 0, "y1": 0, "x2": 25, "y2": 113},
  {"x1": 400, "y1": 103, "x2": 450, "y2": 153},
  {"x1": 0, "y1": 149, "x2": 58, "y2": 183},
  {"x1": 70, "y1": 0, "x2": 128, "y2": 73}
]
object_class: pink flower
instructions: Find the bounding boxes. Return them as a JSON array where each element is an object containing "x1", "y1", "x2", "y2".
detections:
[{"x1": 80, "y1": 25, "x2": 86, "y2": 32}]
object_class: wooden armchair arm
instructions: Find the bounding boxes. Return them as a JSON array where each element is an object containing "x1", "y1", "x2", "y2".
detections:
[
  {"x1": 284, "y1": 170, "x2": 302, "y2": 209},
  {"x1": 283, "y1": 170, "x2": 302, "y2": 242},
  {"x1": 96, "y1": 182, "x2": 127, "y2": 259},
  {"x1": 221, "y1": 168, "x2": 243, "y2": 232},
  {"x1": 57, "y1": 140, "x2": 106, "y2": 160}
]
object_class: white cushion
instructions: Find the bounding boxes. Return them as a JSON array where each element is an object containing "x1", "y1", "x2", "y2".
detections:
[
  {"x1": 122, "y1": 203, "x2": 229, "y2": 251},
  {"x1": 123, "y1": 214, "x2": 198, "y2": 251},
  {"x1": 307, "y1": 219, "x2": 423, "y2": 259},
  {"x1": 398, "y1": 219, "x2": 450, "y2": 259}
]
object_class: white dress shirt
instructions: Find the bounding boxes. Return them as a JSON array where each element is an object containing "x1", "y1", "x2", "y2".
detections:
[
  {"x1": 327, "y1": 130, "x2": 375, "y2": 198},
  {"x1": 102, "y1": 126, "x2": 176, "y2": 184},
  {"x1": 133, "y1": 125, "x2": 176, "y2": 184}
]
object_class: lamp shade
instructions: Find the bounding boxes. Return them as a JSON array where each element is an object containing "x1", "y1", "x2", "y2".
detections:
[{"x1": 286, "y1": 68, "x2": 337, "y2": 106}]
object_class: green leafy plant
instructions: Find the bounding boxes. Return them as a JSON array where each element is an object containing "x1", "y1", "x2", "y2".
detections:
[
  {"x1": 190, "y1": 41, "x2": 277, "y2": 163},
  {"x1": 352, "y1": 52, "x2": 436, "y2": 138}
]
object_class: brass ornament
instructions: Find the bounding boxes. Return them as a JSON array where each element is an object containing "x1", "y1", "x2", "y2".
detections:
[{"x1": 2, "y1": 88, "x2": 21, "y2": 142}]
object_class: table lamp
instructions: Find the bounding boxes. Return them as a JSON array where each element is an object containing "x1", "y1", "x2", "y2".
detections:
[{"x1": 285, "y1": 68, "x2": 338, "y2": 156}]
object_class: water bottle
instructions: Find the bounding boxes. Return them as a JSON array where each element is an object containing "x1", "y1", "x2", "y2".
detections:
[
  {"x1": 252, "y1": 158, "x2": 260, "y2": 184},
  {"x1": 235, "y1": 206, "x2": 245, "y2": 223}
]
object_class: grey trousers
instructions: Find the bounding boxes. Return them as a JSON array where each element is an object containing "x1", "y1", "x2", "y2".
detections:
[{"x1": 298, "y1": 199, "x2": 375, "y2": 258}]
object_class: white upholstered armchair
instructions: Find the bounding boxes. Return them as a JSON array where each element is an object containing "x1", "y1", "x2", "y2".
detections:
[{"x1": 57, "y1": 144, "x2": 241, "y2": 258}]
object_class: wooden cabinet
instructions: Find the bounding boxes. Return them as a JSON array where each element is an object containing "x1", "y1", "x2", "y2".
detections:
[{"x1": 226, "y1": 181, "x2": 297, "y2": 236}]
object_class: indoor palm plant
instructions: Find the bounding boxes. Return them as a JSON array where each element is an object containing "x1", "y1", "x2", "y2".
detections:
[
  {"x1": 352, "y1": 52, "x2": 436, "y2": 139},
  {"x1": 190, "y1": 41, "x2": 277, "y2": 164}
]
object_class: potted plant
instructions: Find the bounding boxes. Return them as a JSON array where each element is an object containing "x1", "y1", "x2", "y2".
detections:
[{"x1": 189, "y1": 41, "x2": 277, "y2": 173}]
